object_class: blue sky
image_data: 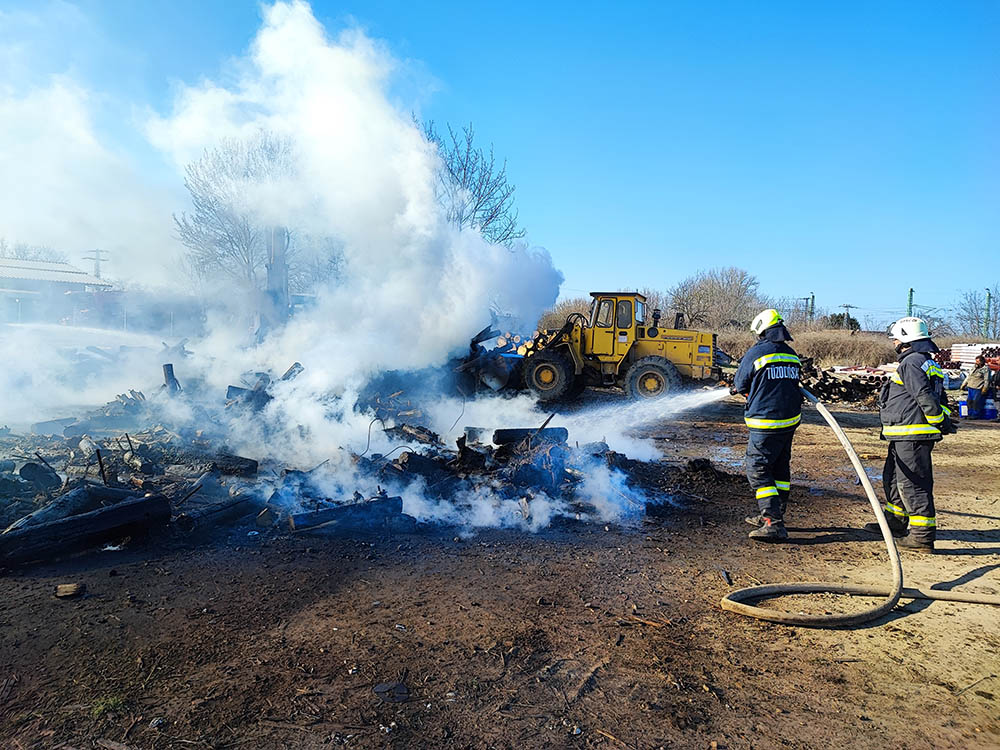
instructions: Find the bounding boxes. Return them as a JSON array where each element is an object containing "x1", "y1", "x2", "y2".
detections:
[{"x1": 3, "y1": 0, "x2": 999, "y2": 326}]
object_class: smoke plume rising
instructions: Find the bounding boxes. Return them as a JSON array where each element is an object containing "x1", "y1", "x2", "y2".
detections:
[
  {"x1": 146, "y1": 0, "x2": 563, "y2": 388},
  {"x1": 0, "y1": 1, "x2": 725, "y2": 534}
]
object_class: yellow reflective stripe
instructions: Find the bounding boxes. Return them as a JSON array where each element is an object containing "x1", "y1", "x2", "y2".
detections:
[
  {"x1": 942, "y1": 405, "x2": 952, "y2": 416},
  {"x1": 926, "y1": 411, "x2": 944, "y2": 424},
  {"x1": 921, "y1": 361, "x2": 944, "y2": 379},
  {"x1": 756, "y1": 486, "x2": 778, "y2": 499},
  {"x1": 882, "y1": 424, "x2": 941, "y2": 437},
  {"x1": 891, "y1": 373, "x2": 904, "y2": 385},
  {"x1": 775, "y1": 481, "x2": 791, "y2": 491},
  {"x1": 909, "y1": 515, "x2": 936, "y2": 527},
  {"x1": 884, "y1": 502, "x2": 907, "y2": 517},
  {"x1": 753, "y1": 353, "x2": 801, "y2": 371},
  {"x1": 745, "y1": 414, "x2": 801, "y2": 429}
]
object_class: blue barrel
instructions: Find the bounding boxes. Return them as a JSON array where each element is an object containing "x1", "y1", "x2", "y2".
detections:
[{"x1": 985, "y1": 397, "x2": 998, "y2": 420}]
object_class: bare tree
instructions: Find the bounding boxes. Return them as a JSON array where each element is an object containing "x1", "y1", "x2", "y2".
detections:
[
  {"x1": 637, "y1": 287, "x2": 669, "y2": 319},
  {"x1": 923, "y1": 313, "x2": 957, "y2": 337},
  {"x1": 0, "y1": 238, "x2": 68, "y2": 263},
  {"x1": 288, "y1": 235, "x2": 344, "y2": 295},
  {"x1": 954, "y1": 286, "x2": 1000, "y2": 338},
  {"x1": 424, "y1": 122, "x2": 526, "y2": 247},
  {"x1": 175, "y1": 132, "x2": 295, "y2": 288},
  {"x1": 538, "y1": 297, "x2": 591, "y2": 329},
  {"x1": 667, "y1": 267, "x2": 767, "y2": 329}
]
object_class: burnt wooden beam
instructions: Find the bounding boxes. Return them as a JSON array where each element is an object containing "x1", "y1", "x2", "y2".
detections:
[
  {"x1": 0, "y1": 495, "x2": 170, "y2": 566},
  {"x1": 492, "y1": 427, "x2": 569, "y2": 446},
  {"x1": 288, "y1": 496, "x2": 404, "y2": 532},
  {"x1": 174, "y1": 493, "x2": 262, "y2": 534},
  {"x1": 162, "y1": 363, "x2": 182, "y2": 393}
]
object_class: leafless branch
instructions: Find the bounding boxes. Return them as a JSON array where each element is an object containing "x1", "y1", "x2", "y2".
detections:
[
  {"x1": 424, "y1": 121, "x2": 526, "y2": 247},
  {"x1": 0, "y1": 238, "x2": 68, "y2": 263}
]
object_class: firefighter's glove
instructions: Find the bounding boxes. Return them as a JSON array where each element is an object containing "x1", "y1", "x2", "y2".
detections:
[
  {"x1": 942, "y1": 416, "x2": 958, "y2": 435},
  {"x1": 728, "y1": 386, "x2": 740, "y2": 397}
]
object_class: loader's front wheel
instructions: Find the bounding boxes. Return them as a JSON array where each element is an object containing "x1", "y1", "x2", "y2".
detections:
[
  {"x1": 523, "y1": 351, "x2": 575, "y2": 401},
  {"x1": 624, "y1": 356, "x2": 681, "y2": 399}
]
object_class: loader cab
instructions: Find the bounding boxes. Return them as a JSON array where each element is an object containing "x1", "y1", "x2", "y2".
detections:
[{"x1": 586, "y1": 292, "x2": 644, "y2": 360}]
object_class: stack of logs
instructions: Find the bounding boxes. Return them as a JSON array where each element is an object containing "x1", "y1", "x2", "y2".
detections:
[
  {"x1": 492, "y1": 330, "x2": 544, "y2": 357},
  {"x1": 799, "y1": 359, "x2": 885, "y2": 406},
  {"x1": 368, "y1": 389, "x2": 424, "y2": 423}
]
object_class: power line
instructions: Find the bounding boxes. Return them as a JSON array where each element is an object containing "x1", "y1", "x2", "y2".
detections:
[
  {"x1": 840, "y1": 304, "x2": 858, "y2": 329},
  {"x1": 82, "y1": 249, "x2": 109, "y2": 279}
]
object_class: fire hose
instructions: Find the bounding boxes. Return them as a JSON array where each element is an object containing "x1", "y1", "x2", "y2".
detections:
[{"x1": 720, "y1": 387, "x2": 1000, "y2": 627}]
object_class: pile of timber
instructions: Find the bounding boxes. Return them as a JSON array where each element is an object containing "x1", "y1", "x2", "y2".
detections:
[
  {"x1": 0, "y1": 357, "x2": 311, "y2": 565},
  {"x1": 492, "y1": 329, "x2": 544, "y2": 357},
  {"x1": 350, "y1": 421, "x2": 636, "y2": 522},
  {"x1": 366, "y1": 389, "x2": 425, "y2": 422},
  {"x1": 255, "y1": 417, "x2": 643, "y2": 539},
  {"x1": 0, "y1": 350, "x2": 665, "y2": 566},
  {"x1": 0, "y1": 411, "x2": 269, "y2": 564},
  {"x1": 800, "y1": 359, "x2": 884, "y2": 405},
  {"x1": 225, "y1": 361, "x2": 303, "y2": 412}
]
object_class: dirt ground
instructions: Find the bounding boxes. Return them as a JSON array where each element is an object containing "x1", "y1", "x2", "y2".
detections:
[{"x1": 2, "y1": 396, "x2": 998, "y2": 749}]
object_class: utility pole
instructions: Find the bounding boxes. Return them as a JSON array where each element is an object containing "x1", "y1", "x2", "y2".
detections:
[
  {"x1": 906, "y1": 288, "x2": 914, "y2": 317},
  {"x1": 260, "y1": 226, "x2": 290, "y2": 337},
  {"x1": 841, "y1": 304, "x2": 857, "y2": 330},
  {"x1": 798, "y1": 296, "x2": 811, "y2": 323},
  {"x1": 984, "y1": 288, "x2": 993, "y2": 338},
  {"x1": 809, "y1": 292, "x2": 815, "y2": 322},
  {"x1": 83, "y1": 249, "x2": 110, "y2": 279}
]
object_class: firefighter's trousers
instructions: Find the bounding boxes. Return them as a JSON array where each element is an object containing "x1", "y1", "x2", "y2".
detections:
[
  {"x1": 745, "y1": 428, "x2": 795, "y2": 521},
  {"x1": 883, "y1": 440, "x2": 936, "y2": 542}
]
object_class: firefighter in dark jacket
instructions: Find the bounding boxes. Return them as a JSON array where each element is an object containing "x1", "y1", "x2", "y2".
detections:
[
  {"x1": 732, "y1": 309, "x2": 803, "y2": 542},
  {"x1": 864, "y1": 317, "x2": 955, "y2": 553}
]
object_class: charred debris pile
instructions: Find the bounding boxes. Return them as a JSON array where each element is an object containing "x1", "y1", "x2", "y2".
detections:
[{"x1": 0, "y1": 357, "x2": 730, "y2": 569}]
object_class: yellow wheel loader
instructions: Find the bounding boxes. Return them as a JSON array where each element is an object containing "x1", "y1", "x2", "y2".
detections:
[{"x1": 522, "y1": 292, "x2": 720, "y2": 401}]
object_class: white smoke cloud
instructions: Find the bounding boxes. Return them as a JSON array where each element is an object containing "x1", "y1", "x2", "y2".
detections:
[
  {"x1": 0, "y1": 2, "x2": 184, "y2": 284},
  {"x1": 0, "y1": 77, "x2": 183, "y2": 285},
  {"x1": 1, "y1": 1, "x2": 561, "y2": 417},
  {"x1": 0, "y1": 324, "x2": 167, "y2": 429},
  {"x1": 0, "y1": 1, "x2": 728, "y2": 534},
  {"x1": 146, "y1": 0, "x2": 562, "y2": 387},
  {"x1": 422, "y1": 388, "x2": 729, "y2": 461}
]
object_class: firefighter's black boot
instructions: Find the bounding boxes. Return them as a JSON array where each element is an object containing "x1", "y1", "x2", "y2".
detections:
[
  {"x1": 862, "y1": 522, "x2": 907, "y2": 538},
  {"x1": 748, "y1": 517, "x2": 788, "y2": 542},
  {"x1": 745, "y1": 506, "x2": 787, "y2": 527},
  {"x1": 897, "y1": 535, "x2": 935, "y2": 553}
]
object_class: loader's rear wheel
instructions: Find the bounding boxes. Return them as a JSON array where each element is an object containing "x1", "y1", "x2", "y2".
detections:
[
  {"x1": 624, "y1": 356, "x2": 682, "y2": 400},
  {"x1": 523, "y1": 351, "x2": 575, "y2": 401}
]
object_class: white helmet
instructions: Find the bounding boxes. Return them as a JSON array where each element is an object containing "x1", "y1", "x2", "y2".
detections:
[
  {"x1": 889, "y1": 316, "x2": 930, "y2": 343},
  {"x1": 750, "y1": 309, "x2": 783, "y2": 336}
]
